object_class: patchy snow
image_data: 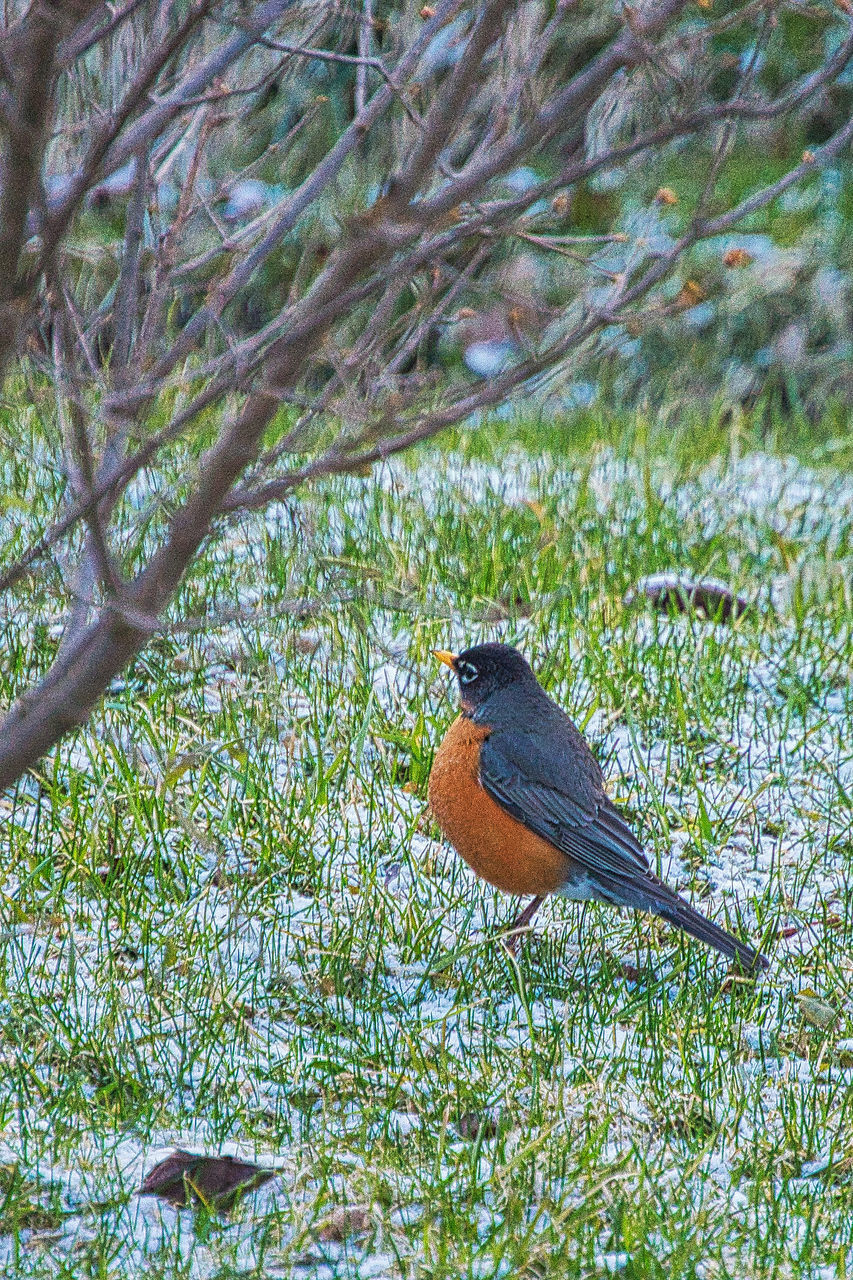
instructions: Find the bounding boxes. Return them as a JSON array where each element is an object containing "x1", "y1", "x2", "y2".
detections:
[{"x1": 2, "y1": 444, "x2": 853, "y2": 1276}]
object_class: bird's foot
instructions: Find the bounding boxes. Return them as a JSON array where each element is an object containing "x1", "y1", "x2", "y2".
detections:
[
  {"x1": 501, "y1": 926, "x2": 525, "y2": 957},
  {"x1": 501, "y1": 895, "x2": 545, "y2": 956}
]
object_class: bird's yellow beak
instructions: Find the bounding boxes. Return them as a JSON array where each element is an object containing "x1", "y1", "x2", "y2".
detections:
[{"x1": 432, "y1": 649, "x2": 457, "y2": 670}]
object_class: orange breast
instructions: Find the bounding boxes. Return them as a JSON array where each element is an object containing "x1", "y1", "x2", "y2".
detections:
[{"x1": 427, "y1": 715, "x2": 568, "y2": 896}]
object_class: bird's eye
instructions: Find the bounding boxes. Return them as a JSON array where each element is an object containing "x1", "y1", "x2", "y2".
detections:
[{"x1": 457, "y1": 661, "x2": 478, "y2": 685}]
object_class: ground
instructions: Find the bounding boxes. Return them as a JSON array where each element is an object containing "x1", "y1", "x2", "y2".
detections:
[{"x1": 0, "y1": 408, "x2": 852, "y2": 1277}]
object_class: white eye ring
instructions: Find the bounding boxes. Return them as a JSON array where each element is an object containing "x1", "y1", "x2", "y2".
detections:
[{"x1": 457, "y1": 661, "x2": 478, "y2": 685}]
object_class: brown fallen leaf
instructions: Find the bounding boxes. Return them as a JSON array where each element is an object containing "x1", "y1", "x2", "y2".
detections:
[
  {"x1": 457, "y1": 1110, "x2": 500, "y2": 1141},
  {"x1": 624, "y1": 572, "x2": 751, "y2": 621},
  {"x1": 137, "y1": 1149, "x2": 276, "y2": 1210},
  {"x1": 317, "y1": 1205, "x2": 372, "y2": 1242},
  {"x1": 295, "y1": 632, "x2": 322, "y2": 655}
]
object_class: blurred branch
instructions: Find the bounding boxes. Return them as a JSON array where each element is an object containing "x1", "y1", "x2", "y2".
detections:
[
  {"x1": 112, "y1": 148, "x2": 149, "y2": 376},
  {"x1": 355, "y1": 0, "x2": 373, "y2": 116},
  {"x1": 418, "y1": 0, "x2": 691, "y2": 219},
  {"x1": 0, "y1": 0, "x2": 102, "y2": 377},
  {"x1": 57, "y1": 0, "x2": 147, "y2": 68},
  {"x1": 37, "y1": 0, "x2": 216, "y2": 274},
  {"x1": 107, "y1": 0, "x2": 465, "y2": 413},
  {"x1": 165, "y1": 590, "x2": 359, "y2": 635},
  {"x1": 226, "y1": 108, "x2": 853, "y2": 513},
  {"x1": 50, "y1": 308, "x2": 120, "y2": 660}
]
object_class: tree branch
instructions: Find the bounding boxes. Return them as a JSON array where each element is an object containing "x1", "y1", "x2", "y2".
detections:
[{"x1": 0, "y1": 0, "x2": 102, "y2": 378}]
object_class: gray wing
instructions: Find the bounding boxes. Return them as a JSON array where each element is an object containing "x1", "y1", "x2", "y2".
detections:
[{"x1": 479, "y1": 714, "x2": 652, "y2": 893}]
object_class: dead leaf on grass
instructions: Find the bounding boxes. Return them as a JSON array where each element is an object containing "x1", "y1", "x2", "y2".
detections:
[
  {"x1": 317, "y1": 1204, "x2": 372, "y2": 1242},
  {"x1": 624, "y1": 572, "x2": 751, "y2": 621},
  {"x1": 457, "y1": 1110, "x2": 500, "y2": 1141},
  {"x1": 137, "y1": 1149, "x2": 276, "y2": 1210}
]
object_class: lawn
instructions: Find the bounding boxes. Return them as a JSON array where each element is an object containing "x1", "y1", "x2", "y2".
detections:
[{"x1": 0, "y1": 406, "x2": 852, "y2": 1277}]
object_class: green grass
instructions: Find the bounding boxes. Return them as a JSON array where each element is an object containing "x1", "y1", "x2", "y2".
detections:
[{"x1": 1, "y1": 407, "x2": 853, "y2": 1276}]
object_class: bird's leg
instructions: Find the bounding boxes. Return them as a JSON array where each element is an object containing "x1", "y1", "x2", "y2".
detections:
[{"x1": 503, "y1": 896, "x2": 545, "y2": 954}]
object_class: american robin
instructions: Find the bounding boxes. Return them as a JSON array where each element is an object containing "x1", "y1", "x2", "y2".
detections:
[{"x1": 429, "y1": 643, "x2": 768, "y2": 971}]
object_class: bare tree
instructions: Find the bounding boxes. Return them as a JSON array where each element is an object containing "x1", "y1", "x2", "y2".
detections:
[{"x1": 0, "y1": 0, "x2": 851, "y2": 788}]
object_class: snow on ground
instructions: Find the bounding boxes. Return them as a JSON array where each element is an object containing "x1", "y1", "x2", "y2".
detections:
[{"x1": 1, "y1": 447, "x2": 852, "y2": 1275}]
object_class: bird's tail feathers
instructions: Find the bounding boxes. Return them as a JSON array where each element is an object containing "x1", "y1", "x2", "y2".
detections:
[{"x1": 652, "y1": 892, "x2": 768, "y2": 973}]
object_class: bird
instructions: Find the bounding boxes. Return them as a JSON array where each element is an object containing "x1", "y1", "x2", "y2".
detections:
[{"x1": 428, "y1": 642, "x2": 768, "y2": 972}]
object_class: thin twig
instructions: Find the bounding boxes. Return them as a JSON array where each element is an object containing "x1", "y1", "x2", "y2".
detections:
[{"x1": 112, "y1": 146, "x2": 149, "y2": 376}]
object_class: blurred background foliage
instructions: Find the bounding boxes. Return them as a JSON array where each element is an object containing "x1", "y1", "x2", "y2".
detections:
[{"x1": 51, "y1": 0, "x2": 853, "y2": 426}]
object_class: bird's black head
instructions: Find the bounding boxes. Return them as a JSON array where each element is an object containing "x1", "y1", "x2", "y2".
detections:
[{"x1": 434, "y1": 643, "x2": 539, "y2": 717}]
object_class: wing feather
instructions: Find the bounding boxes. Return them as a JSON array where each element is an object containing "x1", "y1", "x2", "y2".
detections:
[{"x1": 479, "y1": 731, "x2": 652, "y2": 890}]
